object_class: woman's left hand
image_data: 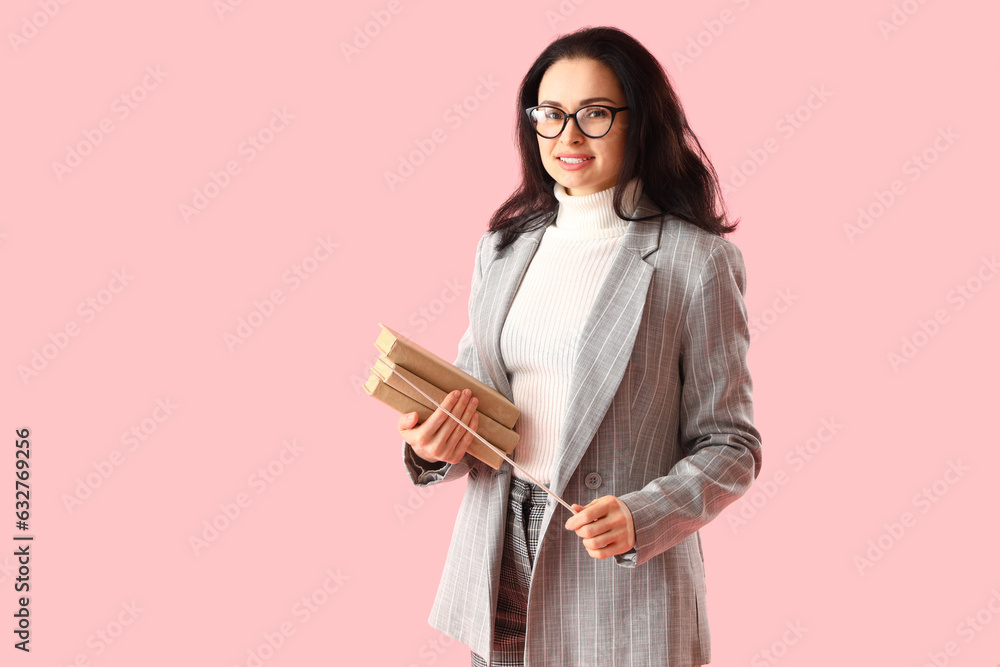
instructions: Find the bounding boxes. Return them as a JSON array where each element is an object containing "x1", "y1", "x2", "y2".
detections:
[{"x1": 564, "y1": 495, "x2": 635, "y2": 559}]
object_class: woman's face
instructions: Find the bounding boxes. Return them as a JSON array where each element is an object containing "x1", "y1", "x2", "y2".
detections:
[{"x1": 534, "y1": 57, "x2": 629, "y2": 196}]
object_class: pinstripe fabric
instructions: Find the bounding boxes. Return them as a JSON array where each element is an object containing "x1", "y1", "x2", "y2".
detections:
[
  {"x1": 402, "y1": 195, "x2": 763, "y2": 666},
  {"x1": 500, "y1": 224, "x2": 624, "y2": 487}
]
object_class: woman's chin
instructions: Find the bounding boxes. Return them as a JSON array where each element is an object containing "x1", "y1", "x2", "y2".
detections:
[{"x1": 563, "y1": 179, "x2": 616, "y2": 196}]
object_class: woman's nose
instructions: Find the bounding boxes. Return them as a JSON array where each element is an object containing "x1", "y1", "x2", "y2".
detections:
[{"x1": 560, "y1": 117, "x2": 585, "y2": 143}]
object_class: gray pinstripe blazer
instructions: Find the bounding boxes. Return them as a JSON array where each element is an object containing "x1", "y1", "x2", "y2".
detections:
[{"x1": 403, "y1": 194, "x2": 762, "y2": 666}]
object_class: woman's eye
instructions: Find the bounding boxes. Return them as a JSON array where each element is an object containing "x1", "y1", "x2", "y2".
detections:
[{"x1": 584, "y1": 107, "x2": 610, "y2": 119}]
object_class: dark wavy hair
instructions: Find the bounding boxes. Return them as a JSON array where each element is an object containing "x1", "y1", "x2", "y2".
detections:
[{"x1": 488, "y1": 26, "x2": 737, "y2": 251}]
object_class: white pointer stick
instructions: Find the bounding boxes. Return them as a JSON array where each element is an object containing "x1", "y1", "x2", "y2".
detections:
[{"x1": 387, "y1": 367, "x2": 578, "y2": 515}]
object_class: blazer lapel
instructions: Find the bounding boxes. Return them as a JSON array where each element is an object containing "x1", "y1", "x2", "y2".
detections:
[
  {"x1": 469, "y1": 196, "x2": 662, "y2": 495},
  {"x1": 472, "y1": 219, "x2": 550, "y2": 402},
  {"x1": 549, "y1": 201, "x2": 662, "y2": 497}
]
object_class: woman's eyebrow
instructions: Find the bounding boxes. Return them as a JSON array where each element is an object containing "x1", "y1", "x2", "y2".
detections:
[{"x1": 538, "y1": 96, "x2": 618, "y2": 107}]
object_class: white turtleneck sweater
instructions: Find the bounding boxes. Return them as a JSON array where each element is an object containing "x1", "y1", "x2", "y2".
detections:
[{"x1": 501, "y1": 179, "x2": 642, "y2": 486}]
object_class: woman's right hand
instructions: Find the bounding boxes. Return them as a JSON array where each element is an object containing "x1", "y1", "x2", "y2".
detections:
[{"x1": 398, "y1": 388, "x2": 479, "y2": 464}]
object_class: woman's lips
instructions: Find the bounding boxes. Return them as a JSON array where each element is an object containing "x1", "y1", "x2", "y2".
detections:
[{"x1": 556, "y1": 155, "x2": 594, "y2": 170}]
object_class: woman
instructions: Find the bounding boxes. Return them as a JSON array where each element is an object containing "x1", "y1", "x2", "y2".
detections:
[{"x1": 397, "y1": 26, "x2": 762, "y2": 667}]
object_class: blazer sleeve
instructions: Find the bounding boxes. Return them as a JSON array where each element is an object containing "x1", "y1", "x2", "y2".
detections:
[
  {"x1": 616, "y1": 239, "x2": 763, "y2": 567},
  {"x1": 401, "y1": 232, "x2": 491, "y2": 487}
]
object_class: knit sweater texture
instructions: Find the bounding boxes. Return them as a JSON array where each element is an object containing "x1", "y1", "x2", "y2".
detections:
[{"x1": 500, "y1": 179, "x2": 642, "y2": 485}]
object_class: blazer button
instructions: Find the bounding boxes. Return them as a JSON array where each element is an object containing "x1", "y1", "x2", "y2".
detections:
[{"x1": 585, "y1": 472, "x2": 602, "y2": 489}]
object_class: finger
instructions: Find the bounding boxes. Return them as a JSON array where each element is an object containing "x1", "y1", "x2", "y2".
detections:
[
  {"x1": 566, "y1": 506, "x2": 599, "y2": 531},
  {"x1": 586, "y1": 545, "x2": 617, "y2": 560},
  {"x1": 441, "y1": 411, "x2": 478, "y2": 464},
  {"x1": 566, "y1": 498, "x2": 614, "y2": 531},
  {"x1": 565, "y1": 504, "x2": 584, "y2": 524},
  {"x1": 585, "y1": 533, "x2": 629, "y2": 559},
  {"x1": 438, "y1": 388, "x2": 472, "y2": 437},
  {"x1": 397, "y1": 411, "x2": 419, "y2": 432},
  {"x1": 461, "y1": 391, "x2": 479, "y2": 424},
  {"x1": 442, "y1": 391, "x2": 477, "y2": 451},
  {"x1": 576, "y1": 509, "x2": 628, "y2": 539},
  {"x1": 582, "y1": 526, "x2": 624, "y2": 550},
  {"x1": 438, "y1": 391, "x2": 474, "y2": 461},
  {"x1": 565, "y1": 508, "x2": 588, "y2": 530},
  {"x1": 401, "y1": 391, "x2": 462, "y2": 460},
  {"x1": 418, "y1": 390, "x2": 463, "y2": 438},
  {"x1": 454, "y1": 411, "x2": 479, "y2": 458},
  {"x1": 580, "y1": 517, "x2": 621, "y2": 542},
  {"x1": 585, "y1": 540, "x2": 615, "y2": 558}
]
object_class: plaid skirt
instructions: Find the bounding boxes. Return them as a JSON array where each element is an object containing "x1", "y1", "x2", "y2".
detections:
[{"x1": 470, "y1": 475, "x2": 550, "y2": 667}]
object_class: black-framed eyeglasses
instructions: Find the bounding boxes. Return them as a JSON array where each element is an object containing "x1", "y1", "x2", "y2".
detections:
[{"x1": 525, "y1": 104, "x2": 629, "y2": 139}]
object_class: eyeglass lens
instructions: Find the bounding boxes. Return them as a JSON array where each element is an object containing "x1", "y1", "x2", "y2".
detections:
[{"x1": 529, "y1": 106, "x2": 615, "y2": 138}]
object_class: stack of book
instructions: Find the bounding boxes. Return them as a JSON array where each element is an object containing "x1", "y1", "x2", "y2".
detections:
[{"x1": 364, "y1": 324, "x2": 519, "y2": 469}]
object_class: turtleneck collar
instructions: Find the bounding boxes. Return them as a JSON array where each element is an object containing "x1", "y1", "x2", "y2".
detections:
[{"x1": 551, "y1": 179, "x2": 643, "y2": 238}]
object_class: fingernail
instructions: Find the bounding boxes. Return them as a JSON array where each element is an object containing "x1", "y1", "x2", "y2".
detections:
[{"x1": 463, "y1": 388, "x2": 471, "y2": 397}]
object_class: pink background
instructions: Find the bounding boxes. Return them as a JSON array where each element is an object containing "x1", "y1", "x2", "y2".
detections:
[{"x1": 3, "y1": 0, "x2": 998, "y2": 665}]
